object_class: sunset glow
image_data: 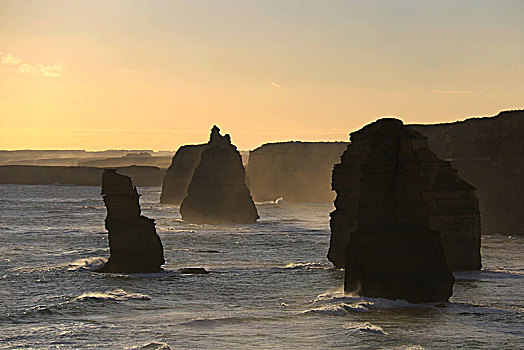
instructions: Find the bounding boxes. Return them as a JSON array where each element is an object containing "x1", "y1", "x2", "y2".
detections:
[{"x1": 1, "y1": 0, "x2": 523, "y2": 150}]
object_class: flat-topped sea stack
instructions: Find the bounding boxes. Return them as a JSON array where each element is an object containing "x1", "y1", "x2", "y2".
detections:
[
  {"x1": 334, "y1": 119, "x2": 456, "y2": 302},
  {"x1": 180, "y1": 126, "x2": 259, "y2": 224},
  {"x1": 160, "y1": 144, "x2": 206, "y2": 205},
  {"x1": 246, "y1": 142, "x2": 347, "y2": 203},
  {"x1": 97, "y1": 169, "x2": 165, "y2": 273},
  {"x1": 330, "y1": 119, "x2": 481, "y2": 272},
  {"x1": 411, "y1": 109, "x2": 524, "y2": 236}
]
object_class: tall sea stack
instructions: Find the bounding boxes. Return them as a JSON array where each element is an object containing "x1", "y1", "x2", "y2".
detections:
[
  {"x1": 97, "y1": 169, "x2": 164, "y2": 273},
  {"x1": 180, "y1": 126, "x2": 259, "y2": 224},
  {"x1": 333, "y1": 119, "x2": 460, "y2": 302},
  {"x1": 160, "y1": 144, "x2": 206, "y2": 205},
  {"x1": 330, "y1": 119, "x2": 481, "y2": 272}
]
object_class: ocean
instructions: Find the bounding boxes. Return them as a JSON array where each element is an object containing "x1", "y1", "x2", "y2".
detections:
[{"x1": 1, "y1": 184, "x2": 522, "y2": 349}]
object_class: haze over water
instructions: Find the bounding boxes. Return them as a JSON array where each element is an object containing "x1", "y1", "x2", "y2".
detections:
[{"x1": 1, "y1": 185, "x2": 523, "y2": 349}]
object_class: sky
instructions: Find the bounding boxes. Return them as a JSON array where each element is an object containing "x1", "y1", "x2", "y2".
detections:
[{"x1": 1, "y1": 0, "x2": 523, "y2": 151}]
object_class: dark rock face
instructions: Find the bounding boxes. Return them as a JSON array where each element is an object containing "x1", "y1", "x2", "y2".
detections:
[
  {"x1": 179, "y1": 267, "x2": 209, "y2": 274},
  {"x1": 97, "y1": 169, "x2": 164, "y2": 273},
  {"x1": 411, "y1": 110, "x2": 524, "y2": 236},
  {"x1": 246, "y1": 142, "x2": 347, "y2": 203},
  {"x1": 160, "y1": 144, "x2": 206, "y2": 205},
  {"x1": 333, "y1": 119, "x2": 459, "y2": 302},
  {"x1": 330, "y1": 119, "x2": 481, "y2": 272},
  {"x1": 180, "y1": 126, "x2": 259, "y2": 224}
]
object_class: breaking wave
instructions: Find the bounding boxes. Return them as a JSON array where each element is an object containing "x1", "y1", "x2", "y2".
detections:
[
  {"x1": 74, "y1": 289, "x2": 151, "y2": 302},
  {"x1": 284, "y1": 262, "x2": 333, "y2": 270},
  {"x1": 67, "y1": 257, "x2": 107, "y2": 271},
  {"x1": 126, "y1": 342, "x2": 171, "y2": 350},
  {"x1": 346, "y1": 322, "x2": 388, "y2": 335}
]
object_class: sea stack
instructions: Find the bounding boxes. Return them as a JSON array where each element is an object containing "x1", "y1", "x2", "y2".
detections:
[
  {"x1": 332, "y1": 119, "x2": 458, "y2": 302},
  {"x1": 180, "y1": 126, "x2": 259, "y2": 224},
  {"x1": 329, "y1": 120, "x2": 481, "y2": 272},
  {"x1": 97, "y1": 169, "x2": 164, "y2": 273},
  {"x1": 160, "y1": 144, "x2": 207, "y2": 205}
]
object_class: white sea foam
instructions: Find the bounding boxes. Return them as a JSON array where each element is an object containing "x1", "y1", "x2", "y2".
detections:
[
  {"x1": 284, "y1": 262, "x2": 332, "y2": 270},
  {"x1": 74, "y1": 289, "x2": 151, "y2": 301},
  {"x1": 125, "y1": 342, "x2": 171, "y2": 350},
  {"x1": 67, "y1": 257, "x2": 107, "y2": 271},
  {"x1": 346, "y1": 322, "x2": 388, "y2": 335},
  {"x1": 308, "y1": 290, "x2": 433, "y2": 314},
  {"x1": 275, "y1": 197, "x2": 289, "y2": 207}
]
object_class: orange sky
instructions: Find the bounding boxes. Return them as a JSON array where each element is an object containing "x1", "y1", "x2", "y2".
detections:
[{"x1": 1, "y1": 1, "x2": 523, "y2": 150}]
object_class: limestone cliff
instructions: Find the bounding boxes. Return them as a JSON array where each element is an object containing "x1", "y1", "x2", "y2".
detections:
[
  {"x1": 180, "y1": 126, "x2": 259, "y2": 224},
  {"x1": 246, "y1": 142, "x2": 347, "y2": 203},
  {"x1": 97, "y1": 169, "x2": 165, "y2": 273},
  {"x1": 411, "y1": 110, "x2": 524, "y2": 236},
  {"x1": 335, "y1": 119, "x2": 455, "y2": 302},
  {"x1": 160, "y1": 144, "x2": 206, "y2": 205}
]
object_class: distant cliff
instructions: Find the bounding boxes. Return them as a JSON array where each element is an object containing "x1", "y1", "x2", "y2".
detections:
[
  {"x1": 160, "y1": 144, "x2": 206, "y2": 205},
  {"x1": 411, "y1": 110, "x2": 524, "y2": 235},
  {"x1": 246, "y1": 142, "x2": 348, "y2": 203},
  {"x1": 0, "y1": 165, "x2": 164, "y2": 187}
]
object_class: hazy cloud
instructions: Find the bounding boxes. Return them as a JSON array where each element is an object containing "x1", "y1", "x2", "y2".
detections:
[
  {"x1": 1, "y1": 53, "x2": 63, "y2": 77},
  {"x1": 2, "y1": 53, "x2": 22, "y2": 65},
  {"x1": 428, "y1": 90, "x2": 475, "y2": 94}
]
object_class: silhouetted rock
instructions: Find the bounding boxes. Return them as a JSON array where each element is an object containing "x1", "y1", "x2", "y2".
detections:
[
  {"x1": 160, "y1": 144, "x2": 207, "y2": 205},
  {"x1": 411, "y1": 109, "x2": 524, "y2": 236},
  {"x1": 330, "y1": 119, "x2": 481, "y2": 272},
  {"x1": 333, "y1": 119, "x2": 457, "y2": 302},
  {"x1": 180, "y1": 126, "x2": 259, "y2": 224},
  {"x1": 179, "y1": 267, "x2": 208, "y2": 274},
  {"x1": 97, "y1": 169, "x2": 164, "y2": 273},
  {"x1": 246, "y1": 142, "x2": 347, "y2": 203}
]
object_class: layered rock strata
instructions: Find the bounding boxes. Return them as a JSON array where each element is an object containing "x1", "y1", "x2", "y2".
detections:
[
  {"x1": 330, "y1": 119, "x2": 481, "y2": 272},
  {"x1": 160, "y1": 144, "x2": 206, "y2": 205},
  {"x1": 334, "y1": 119, "x2": 456, "y2": 302},
  {"x1": 180, "y1": 126, "x2": 259, "y2": 224},
  {"x1": 97, "y1": 169, "x2": 165, "y2": 273},
  {"x1": 246, "y1": 142, "x2": 347, "y2": 203},
  {"x1": 411, "y1": 109, "x2": 524, "y2": 235}
]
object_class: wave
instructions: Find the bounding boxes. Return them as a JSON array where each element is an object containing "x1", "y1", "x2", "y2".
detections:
[
  {"x1": 125, "y1": 342, "x2": 171, "y2": 350},
  {"x1": 303, "y1": 303, "x2": 368, "y2": 316},
  {"x1": 180, "y1": 316, "x2": 249, "y2": 329},
  {"x1": 67, "y1": 257, "x2": 107, "y2": 271},
  {"x1": 454, "y1": 268, "x2": 524, "y2": 280},
  {"x1": 284, "y1": 262, "x2": 334, "y2": 270},
  {"x1": 74, "y1": 289, "x2": 151, "y2": 302},
  {"x1": 172, "y1": 248, "x2": 220, "y2": 253},
  {"x1": 346, "y1": 322, "x2": 388, "y2": 335},
  {"x1": 305, "y1": 291, "x2": 435, "y2": 315}
]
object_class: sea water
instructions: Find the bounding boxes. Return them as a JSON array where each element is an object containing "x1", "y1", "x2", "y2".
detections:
[{"x1": 0, "y1": 184, "x2": 522, "y2": 349}]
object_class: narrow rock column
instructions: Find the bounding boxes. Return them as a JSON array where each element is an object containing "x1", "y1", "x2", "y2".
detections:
[{"x1": 97, "y1": 169, "x2": 164, "y2": 273}]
